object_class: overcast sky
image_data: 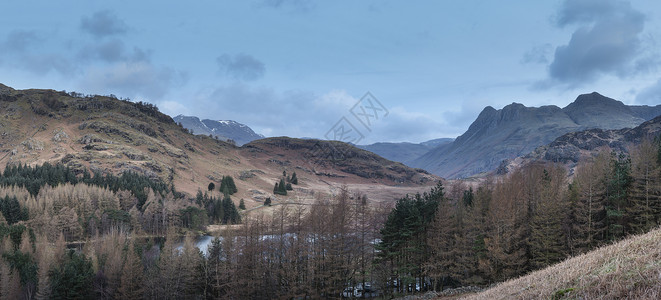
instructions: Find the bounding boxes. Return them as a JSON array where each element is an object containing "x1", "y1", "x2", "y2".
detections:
[{"x1": 2, "y1": 0, "x2": 661, "y2": 143}]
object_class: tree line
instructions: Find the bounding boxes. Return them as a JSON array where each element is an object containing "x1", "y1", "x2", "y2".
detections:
[
  {"x1": 0, "y1": 186, "x2": 389, "y2": 299},
  {"x1": 377, "y1": 139, "x2": 661, "y2": 294},
  {"x1": 2, "y1": 139, "x2": 661, "y2": 298}
]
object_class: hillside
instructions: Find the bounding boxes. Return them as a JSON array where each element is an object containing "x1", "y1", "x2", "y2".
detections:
[
  {"x1": 412, "y1": 92, "x2": 661, "y2": 179},
  {"x1": 464, "y1": 227, "x2": 661, "y2": 299},
  {"x1": 173, "y1": 115, "x2": 264, "y2": 146},
  {"x1": 246, "y1": 137, "x2": 435, "y2": 185},
  {"x1": 502, "y1": 114, "x2": 661, "y2": 175},
  {"x1": 0, "y1": 84, "x2": 437, "y2": 209}
]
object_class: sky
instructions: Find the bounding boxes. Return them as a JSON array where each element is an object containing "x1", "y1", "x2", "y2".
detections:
[{"x1": 1, "y1": 0, "x2": 661, "y2": 144}]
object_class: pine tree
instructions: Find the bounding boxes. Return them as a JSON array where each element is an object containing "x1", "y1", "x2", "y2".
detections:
[
  {"x1": 117, "y1": 241, "x2": 144, "y2": 300},
  {"x1": 528, "y1": 166, "x2": 567, "y2": 270},
  {"x1": 208, "y1": 182, "x2": 215, "y2": 192},
  {"x1": 179, "y1": 233, "x2": 204, "y2": 298},
  {"x1": 49, "y1": 251, "x2": 95, "y2": 299},
  {"x1": 219, "y1": 176, "x2": 237, "y2": 195},
  {"x1": 278, "y1": 178, "x2": 287, "y2": 195},
  {"x1": 264, "y1": 198, "x2": 272, "y2": 206},
  {"x1": 205, "y1": 236, "x2": 226, "y2": 299},
  {"x1": 626, "y1": 140, "x2": 660, "y2": 234},
  {"x1": 221, "y1": 196, "x2": 240, "y2": 224},
  {"x1": 570, "y1": 151, "x2": 609, "y2": 254},
  {"x1": 606, "y1": 152, "x2": 631, "y2": 240},
  {"x1": 239, "y1": 199, "x2": 246, "y2": 210},
  {"x1": 290, "y1": 172, "x2": 298, "y2": 185}
]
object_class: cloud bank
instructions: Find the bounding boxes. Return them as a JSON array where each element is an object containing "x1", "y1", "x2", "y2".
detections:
[
  {"x1": 217, "y1": 53, "x2": 266, "y2": 81},
  {"x1": 542, "y1": 0, "x2": 652, "y2": 87}
]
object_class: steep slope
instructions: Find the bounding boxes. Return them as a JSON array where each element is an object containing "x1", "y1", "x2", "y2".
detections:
[
  {"x1": 562, "y1": 92, "x2": 660, "y2": 129},
  {"x1": 502, "y1": 114, "x2": 661, "y2": 175},
  {"x1": 173, "y1": 115, "x2": 264, "y2": 146},
  {"x1": 0, "y1": 84, "x2": 435, "y2": 208},
  {"x1": 245, "y1": 137, "x2": 435, "y2": 186},
  {"x1": 412, "y1": 93, "x2": 661, "y2": 179},
  {"x1": 465, "y1": 227, "x2": 661, "y2": 299},
  {"x1": 413, "y1": 103, "x2": 579, "y2": 178},
  {"x1": 356, "y1": 138, "x2": 453, "y2": 166}
]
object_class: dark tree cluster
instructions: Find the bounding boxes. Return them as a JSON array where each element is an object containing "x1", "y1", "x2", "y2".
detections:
[
  {"x1": 0, "y1": 162, "x2": 176, "y2": 209},
  {"x1": 196, "y1": 190, "x2": 241, "y2": 225},
  {"x1": 219, "y1": 175, "x2": 237, "y2": 195},
  {"x1": 376, "y1": 139, "x2": 661, "y2": 295}
]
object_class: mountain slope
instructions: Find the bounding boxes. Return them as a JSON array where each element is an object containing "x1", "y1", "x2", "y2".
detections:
[
  {"x1": 500, "y1": 114, "x2": 661, "y2": 175},
  {"x1": 246, "y1": 137, "x2": 435, "y2": 185},
  {"x1": 465, "y1": 227, "x2": 661, "y2": 299},
  {"x1": 412, "y1": 93, "x2": 661, "y2": 179},
  {"x1": 0, "y1": 84, "x2": 435, "y2": 208},
  {"x1": 173, "y1": 115, "x2": 264, "y2": 146},
  {"x1": 356, "y1": 138, "x2": 453, "y2": 166}
]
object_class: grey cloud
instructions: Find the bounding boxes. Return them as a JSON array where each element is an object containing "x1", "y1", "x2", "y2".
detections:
[
  {"x1": 635, "y1": 79, "x2": 661, "y2": 105},
  {"x1": 80, "y1": 10, "x2": 128, "y2": 38},
  {"x1": 82, "y1": 61, "x2": 187, "y2": 100},
  {"x1": 522, "y1": 44, "x2": 552, "y2": 64},
  {"x1": 1, "y1": 30, "x2": 74, "y2": 75},
  {"x1": 78, "y1": 39, "x2": 151, "y2": 63},
  {"x1": 546, "y1": 0, "x2": 646, "y2": 86},
  {"x1": 2, "y1": 30, "x2": 41, "y2": 52},
  {"x1": 555, "y1": 0, "x2": 629, "y2": 27},
  {"x1": 197, "y1": 84, "x2": 448, "y2": 143},
  {"x1": 19, "y1": 54, "x2": 76, "y2": 76},
  {"x1": 217, "y1": 53, "x2": 265, "y2": 81},
  {"x1": 199, "y1": 85, "x2": 358, "y2": 138},
  {"x1": 78, "y1": 39, "x2": 125, "y2": 62}
]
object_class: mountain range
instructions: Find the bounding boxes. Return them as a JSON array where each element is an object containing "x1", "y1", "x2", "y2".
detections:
[
  {"x1": 173, "y1": 115, "x2": 264, "y2": 146},
  {"x1": 502, "y1": 113, "x2": 661, "y2": 175},
  {"x1": 356, "y1": 138, "x2": 453, "y2": 166},
  {"x1": 0, "y1": 83, "x2": 434, "y2": 207},
  {"x1": 410, "y1": 92, "x2": 661, "y2": 178}
]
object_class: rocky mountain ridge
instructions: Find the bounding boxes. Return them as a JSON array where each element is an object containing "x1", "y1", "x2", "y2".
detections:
[
  {"x1": 173, "y1": 115, "x2": 264, "y2": 146},
  {"x1": 411, "y1": 92, "x2": 661, "y2": 178}
]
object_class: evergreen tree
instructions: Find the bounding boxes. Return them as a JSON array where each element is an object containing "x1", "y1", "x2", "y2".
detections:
[
  {"x1": 285, "y1": 183, "x2": 293, "y2": 191},
  {"x1": 377, "y1": 181, "x2": 442, "y2": 294},
  {"x1": 49, "y1": 251, "x2": 94, "y2": 299},
  {"x1": 290, "y1": 172, "x2": 298, "y2": 185},
  {"x1": 264, "y1": 198, "x2": 272, "y2": 206},
  {"x1": 606, "y1": 152, "x2": 631, "y2": 240},
  {"x1": 219, "y1": 176, "x2": 237, "y2": 195},
  {"x1": 278, "y1": 178, "x2": 287, "y2": 195},
  {"x1": 528, "y1": 166, "x2": 567, "y2": 270},
  {"x1": 570, "y1": 152, "x2": 609, "y2": 253},
  {"x1": 462, "y1": 187, "x2": 474, "y2": 207},
  {"x1": 221, "y1": 196, "x2": 240, "y2": 224},
  {"x1": 205, "y1": 236, "x2": 226, "y2": 299},
  {"x1": 626, "y1": 140, "x2": 660, "y2": 234},
  {"x1": 208, "y1": 182, "x2": 215, "y2": 192},
  {"x1": 118, "y1": 241, "x2": 144, "y2": 300},
  {"x1": 239, "y1": 199, "x2": 246, "y2": 210}
]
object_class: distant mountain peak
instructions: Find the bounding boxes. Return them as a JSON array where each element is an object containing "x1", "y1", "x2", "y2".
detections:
[
  {"x1": 173, "y1": 115, "x2": 264, "y2": 146},
  {"x1": 412, "y1": 92, "x2": 661, "y2": 179},
  {"x1": 568, "y1": 92, "x2": 624, "y2": 108}
]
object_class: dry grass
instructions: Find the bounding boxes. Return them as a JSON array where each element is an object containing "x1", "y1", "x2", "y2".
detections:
[{"x1": 462, "y1": 227, "x2": 661, "y2": 300}]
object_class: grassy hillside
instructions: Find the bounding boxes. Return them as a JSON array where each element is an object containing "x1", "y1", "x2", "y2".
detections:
[
  {"x1": 464, "y1": 227, "x2": 661, "y2": 299},
  {"x1": 0, "y1": 84, "x2": 437, "y2": 211}
]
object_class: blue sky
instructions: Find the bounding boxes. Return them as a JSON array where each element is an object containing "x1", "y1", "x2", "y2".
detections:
[{"x1": 1, "y1": 0, "x2": 661, "y2": 143}]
